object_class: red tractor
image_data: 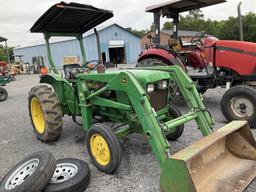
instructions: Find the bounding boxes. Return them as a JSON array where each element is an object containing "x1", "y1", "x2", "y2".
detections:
[
  {"x1": 0, "y1": 61, "x2": 16, "y2": 81},
  {"x1": 138, "y1": 0, "x2": 256, "y2": 128}
]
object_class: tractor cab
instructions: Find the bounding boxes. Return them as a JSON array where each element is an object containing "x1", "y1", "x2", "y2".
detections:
[
  {"x1": 139, "y1": 0, "x2": 226, "y2": 70},
  {"x1": 30, "y1": 2, "x2": 113, "y2": 80},
  {"x1": 145, "y1": 0, "x2": 226, "y2": 43}
]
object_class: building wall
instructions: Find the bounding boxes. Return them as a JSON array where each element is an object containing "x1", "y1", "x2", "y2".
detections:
[
  {"x1": 14, "y1": 24, "x2": 141, "y2": 68},
  {"x1": 141, "y1": 31, "x2": 170, "y2": 49},
  {"x1": 140, "y1": 31, "x2": 195, "y2": 49}
]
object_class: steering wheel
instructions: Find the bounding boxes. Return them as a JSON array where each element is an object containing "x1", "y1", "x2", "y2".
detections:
[
  {"x1": 82, "y1": 60, "x2": 100, "y2": 70},
  {"x1": 190, "y1": 31, "x2": 206, "y2": 46}
]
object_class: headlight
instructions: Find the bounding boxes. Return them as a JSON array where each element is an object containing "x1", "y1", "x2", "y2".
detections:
[
  {"x1": 147, "y1": 84, "x2": 155, "y2": 93},
  {"x1": 158, "y1": 80, "x2": 168, "y2": 90}
]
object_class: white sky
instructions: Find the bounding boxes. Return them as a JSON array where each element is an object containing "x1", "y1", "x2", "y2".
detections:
[{"x1": 0, "y1": 0, "x2": 255, "y2": 47}]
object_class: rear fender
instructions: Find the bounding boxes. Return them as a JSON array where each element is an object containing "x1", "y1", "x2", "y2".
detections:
[
  {"x1": 40, "y1": 74, "x2": 79, "y2": 115},
  {"x1": 138, "y1": 48, "x2": 186, "y2": 70}
]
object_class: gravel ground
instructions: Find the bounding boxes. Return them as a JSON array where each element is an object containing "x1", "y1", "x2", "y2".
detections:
[{"x1": 0, "y1": 74, "x2": 256, "y2": 192}]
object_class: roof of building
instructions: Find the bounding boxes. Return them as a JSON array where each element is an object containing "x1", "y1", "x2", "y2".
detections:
[{"x1": 15, "y1": 23, "x2": 140, "y2": 50}]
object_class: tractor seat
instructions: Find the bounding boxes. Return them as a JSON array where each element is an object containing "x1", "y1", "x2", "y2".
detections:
[{"x1": 63, "y1": 64, "x2": 82, "y2": 81}]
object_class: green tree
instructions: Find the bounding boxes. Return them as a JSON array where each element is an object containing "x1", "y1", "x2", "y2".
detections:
[
  {"x1": 0, "y1": 45, "x2": 14, "y2": 63},
  {"x1": 162, "y1": 22, "x2": 173, "y2": 30},
  {"x1": 242, "y1": 12, "x2": 256, "y2": 42},
  {"x1": 178, "y1": 9, "x2": 205, "y2": 31},
  {"x1": 126, "y1": 27, "x2": 148, "y2": 37},
  {"x1": 0, "y1": 45, "x2": 7, "y2": 62},
  {"x1": 161, "y1": 9, "x2": 256, "y2": 42},
  {"x1": 188, "y1": 9, "x2": 204, "y2": 20}
]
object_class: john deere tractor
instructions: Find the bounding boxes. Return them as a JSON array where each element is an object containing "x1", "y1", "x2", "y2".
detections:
[{"x1": 28, "y1": 2, "x2": 256, "y2": 191}]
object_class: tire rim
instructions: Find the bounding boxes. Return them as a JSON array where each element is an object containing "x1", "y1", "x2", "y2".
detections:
[
  {"x1": 5, "y1": 158, "x2": 39, "y2": 190},
  {"x1": 49, "y1": 163, "x2": 78, "y2": 184},
  {"x1": 31, "y1": 97, "x2": 45, "y2": 134},
  {"x1": 230, "y1": 97, "x2": 254, "y2": 118},
  {"x1": 90, "y1": 134, "x2": 111, "y2": 166}
]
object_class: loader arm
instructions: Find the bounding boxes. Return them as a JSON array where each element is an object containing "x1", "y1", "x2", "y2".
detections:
[
  {"x1": 106, "y1": 66, "x2": 215, "y2": 165},
  {"x1": 77, "y1": 65, "x2": 215, "y2": 165}
]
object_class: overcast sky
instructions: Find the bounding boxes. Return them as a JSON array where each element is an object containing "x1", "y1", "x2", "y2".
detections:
[{"x1": 0, "y1": 0, "x2": 255, "y2": 47}]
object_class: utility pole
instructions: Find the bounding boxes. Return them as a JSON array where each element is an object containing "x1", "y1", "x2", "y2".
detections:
[{"x1": 237, "y1": 2, "x2": 244, "y2": 41}]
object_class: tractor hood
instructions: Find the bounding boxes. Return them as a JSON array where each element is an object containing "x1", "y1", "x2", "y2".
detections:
[
  {"x1": 82, "y1": 68, "x2": 171, "y2": 87},
  {"x1": 215, "y1": 40, "x2": 256, "y2": 76},
  {"x1": 120, "y1": 69, "x2": 170, "y2": 84}
]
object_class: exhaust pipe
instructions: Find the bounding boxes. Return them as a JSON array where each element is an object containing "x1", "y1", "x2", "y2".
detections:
[
  {"x1": 94, "y1": 28, "x2": 102, "y2": 64},
  {"x1": 238, "y1": 2, "x2": 244, "y2": 41}
]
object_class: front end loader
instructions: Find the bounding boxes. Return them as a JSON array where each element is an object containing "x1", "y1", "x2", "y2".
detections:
[{"x1": 28, "y1": 2, "x2": 256, "y2": 191}]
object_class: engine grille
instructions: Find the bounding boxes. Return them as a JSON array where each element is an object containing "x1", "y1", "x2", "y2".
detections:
[{"x1": 148, "y1": 90, "x2": 168, "y2": 111}]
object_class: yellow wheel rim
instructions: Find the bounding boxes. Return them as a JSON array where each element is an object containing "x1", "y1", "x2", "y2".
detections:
[
  {"x1": 90, "y1": 134, "x2": 110, "y2": 166},
  {"x1": 31, "y1": 97, "x2": 45, "y2": 134}
]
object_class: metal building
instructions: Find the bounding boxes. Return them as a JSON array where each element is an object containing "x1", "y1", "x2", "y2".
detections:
[{"x1": 14, "y1": 24, "x2": 141, "y2": 68}]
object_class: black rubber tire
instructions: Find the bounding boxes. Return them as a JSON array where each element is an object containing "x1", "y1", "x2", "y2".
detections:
[
  {"x1": 166, "y1": 105, "x2": 184, "y2": 141},
  {"x1": 0, "y1": 150, "x2": 56, "y2": 192},
  {"x1": 9, "y1": 74, "x2": 16, "y2": 81},
  {"x1": 86, "y1": 123, "x2": 121, "y2": 174},
  {"x1": 221, "y1": 85, "x2": 256, "y2": 129},
  {"x1": 28, "y1": 85, "x2": 63, "y2": 142},
  {"x1": 43, "y1": 158, "x2": 90, "y2": 192},
  {"x1": 0, "y1": 87, "x2": 8, "y2": 102}
]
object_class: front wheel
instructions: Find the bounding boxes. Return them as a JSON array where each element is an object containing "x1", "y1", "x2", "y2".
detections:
[
  {"x1": 221, "y1": 85, "x2": 256, "y2": 128},
  {"x1": 165, "y1": 105, "x2": 184, "y2": 141},
  {"x1": 86, "y1": 123, "x2": 121, "y2": 174}
]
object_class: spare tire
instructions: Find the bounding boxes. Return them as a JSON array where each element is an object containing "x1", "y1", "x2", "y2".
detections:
[
  {"x1": 0, "y1": 150, "x2": 56, "y2": 192},
  {"x1": 43, "y1": 158, "x2": 90, "y2": 192}
]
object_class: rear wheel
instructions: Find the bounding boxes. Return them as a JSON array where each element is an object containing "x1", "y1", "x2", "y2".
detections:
[
  {"x1": 221, "y1": 85, "x2": 256, "y2": 128},
  {"x1": 86, "y1": 123, "x2": 121, "y2": 174},
  {"x1": 0, "y1": 87, "x2": 8, "y2": 102},
  {"x1": 28, "y1": 85, "x2": 63, "y2": 142},
  {"x1": 165, "y1": 105, "x2": 184, "y2": 141}
]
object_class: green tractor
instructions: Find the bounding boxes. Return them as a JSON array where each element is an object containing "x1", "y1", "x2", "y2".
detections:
[
  {"x1": 28, "y1": 2, "x2": 256, "y2": 191},
  {"x1": 0, "y1": 75, "x2": 9, "y2": 102}
]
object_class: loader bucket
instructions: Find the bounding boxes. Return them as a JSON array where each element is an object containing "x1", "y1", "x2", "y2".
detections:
[{"x1": 160, "y1": 121, "x2": 256, "y2": 192}]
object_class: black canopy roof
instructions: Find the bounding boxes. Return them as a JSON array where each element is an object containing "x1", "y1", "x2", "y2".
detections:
[
  {"x1": 146, "y1": 0, "x2": 226, "y2": 13},
  {"x1": 30, "y1": 2, "x2": 113, "y2": 34},
  {"x1": 0, "y1": 36, "x2": 7, "y2": 42}
]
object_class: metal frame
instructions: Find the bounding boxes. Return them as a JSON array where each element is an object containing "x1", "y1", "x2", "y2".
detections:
[
  {"x1": 146, "y1": 0, "x2": 226, "y2": 43},
  {"x1": 44, "y1": 33, "x2": 86, "y2": 74},
  {"x1": 68, "y1": 65, "x2": 214, "y2": 164}
]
